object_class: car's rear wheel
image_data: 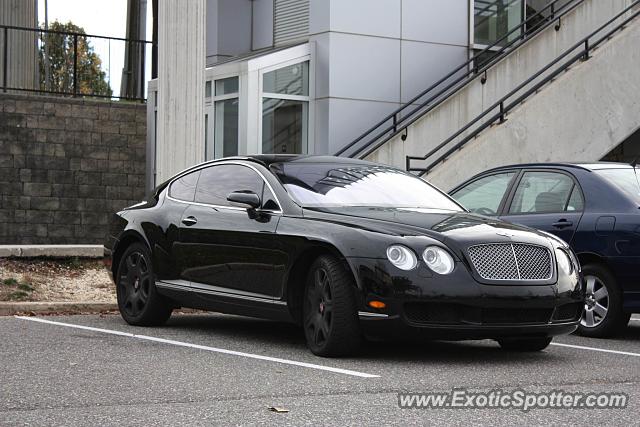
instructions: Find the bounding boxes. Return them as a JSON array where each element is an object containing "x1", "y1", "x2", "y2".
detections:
[
  {"x1": 497, "y1": 337, "x2": 552, "y2": 352},
  {"x1": 116, "y1": 243, "x2": 172, "y2": 326},
  {"x1": 577, "y1": 264, "x2": 629, "y2": 338},
  {"x1": 303, "y1": 255, "x2": 362, "y2": 357}
]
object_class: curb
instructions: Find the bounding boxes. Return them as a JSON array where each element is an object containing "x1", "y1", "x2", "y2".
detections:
[
  {"x1": 0, "y1": 245, "x2": 104, "y2": 258},
  {"x1": 0, "y1": 301, "x2": 117, "y2": 316}
]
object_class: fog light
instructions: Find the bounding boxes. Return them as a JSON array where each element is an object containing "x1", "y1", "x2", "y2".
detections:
[{"x1": 368, "y1": 300, "x2": 386, "y2": 309}]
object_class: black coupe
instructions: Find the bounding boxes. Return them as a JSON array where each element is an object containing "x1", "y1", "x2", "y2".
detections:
[{"x1": 105, "y1": 156, "x2": 583, "y2": 356}]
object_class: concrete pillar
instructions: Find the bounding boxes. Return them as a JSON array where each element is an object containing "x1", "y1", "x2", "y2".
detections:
[
  {"x1": 156, "y1": 0, "x2": 206, "y2": 182},
  {"x1": 0, "y1": 0, "x2": 39, "y2": 91}
]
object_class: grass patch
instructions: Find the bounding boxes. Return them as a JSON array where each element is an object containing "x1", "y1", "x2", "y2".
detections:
[
  {"x1": 60, "y1": 257, "x2": 85, "y2": 270},
  {"x1": 1, "y1": 277, "x2": 35, "y2": 301},
  {"x1": 8, "y1": 291, "x2": 30, "y2": 301},
  {"x1": 3, "y1": 278, "x2": 19, "y2": 286},
  {"x1": 18, "y1": 282, "x2": 34, "y2": 292}
]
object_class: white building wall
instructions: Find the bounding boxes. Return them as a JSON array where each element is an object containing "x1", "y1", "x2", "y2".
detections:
[
  {"x1": 252, "y1": 0, "x2": 274, "y2": 50},
  {"x1": 156, "y1": 0, "x2": 206, "y2": 183},
  {"x1": 206, "y1": 0, "x2": 253, "y2": 66},
  {"x1": 308, "y1": 0, "x2": 470, "y2": 154}
]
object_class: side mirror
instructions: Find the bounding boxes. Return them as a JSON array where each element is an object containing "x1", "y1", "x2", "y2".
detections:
[{"x1": 227, "y1": 191, "x2": 261, "y2": 210}]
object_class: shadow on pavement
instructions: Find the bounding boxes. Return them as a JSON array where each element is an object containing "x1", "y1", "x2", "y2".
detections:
[{"x1": 155, "y1": 313, "x2": 568, "y2": 364}]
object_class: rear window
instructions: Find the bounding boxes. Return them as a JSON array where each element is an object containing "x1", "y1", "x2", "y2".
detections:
[
  {"x1": 169, "y1": 170, "x2": 200, "y2": 202},
  {"x1": 595, "y1": 168, "x2": 640, "y2": 204}
]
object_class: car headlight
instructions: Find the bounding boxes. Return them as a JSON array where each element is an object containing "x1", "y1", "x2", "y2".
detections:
[
  {"x1": 422, "y1": 246, "x2": 455, "y2": 275},
  {"x1": 386, "y1": 245, "x2": 418, "y2": 270},
  {"x1": 555, "y1": 248, "x2": 573, "y2": 275}
]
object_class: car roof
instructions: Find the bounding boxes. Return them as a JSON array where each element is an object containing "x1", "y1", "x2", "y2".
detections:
[
  {"x1": 481, "y1": 161, "x2": 634, "y2": 173},
  {"x1": 190, "y1": 155, "x2": 379, "y2": 169},
  {"x1": 238, "y1": 154, "x2": 377, "y2": 167},
  {"x1": 162, "y1": 155, "x2": 380, "y2": 185}
]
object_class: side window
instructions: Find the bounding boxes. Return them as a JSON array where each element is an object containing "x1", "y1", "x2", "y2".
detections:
[
  {"x1": 195, "y1": 164, "x2": 265, "y2": 207},
  {"x1": 566, "y1": 185, "x2": 584, "y2": 211},
  {"x1": 450, "y1": 172, "x2": 516, "y2": 216},
  {"x1": 169, "y1": 170, "x2": 200, "y2": 202},
  {"x1": 508, "y1": 171, "x2": 575, "y2": 214}
]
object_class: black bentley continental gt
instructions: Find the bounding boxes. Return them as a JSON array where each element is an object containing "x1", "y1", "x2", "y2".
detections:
[{"x1": 105, "y1": 155, "x2": 584, "y2": 356}]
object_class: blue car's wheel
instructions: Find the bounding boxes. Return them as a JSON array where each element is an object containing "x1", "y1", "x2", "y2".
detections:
[{"x1": 577, "y1": 264, "x2": 630, "y2": 338}]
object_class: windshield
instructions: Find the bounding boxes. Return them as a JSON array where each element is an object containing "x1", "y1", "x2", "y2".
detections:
[
  {"x1": 595, "y1": 168, "x2": 640, "y2": 203},
  {"x1": 271, "y1": 162, "x2": 463, "y2": 211}
]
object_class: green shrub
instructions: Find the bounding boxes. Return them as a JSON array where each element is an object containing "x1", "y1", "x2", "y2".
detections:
[
  {"x1": 2, "y1": 278, "x2": 19, "y2": 286},
  {"x1": 18, "y1": 282, "x2": 34, "y2": 292},
  {"x1": 8, "y1": 291, "x2": 29, "y2": 301}
]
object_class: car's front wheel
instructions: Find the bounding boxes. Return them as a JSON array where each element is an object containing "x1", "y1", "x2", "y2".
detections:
[
  {"x1": 577, "y1": 263, "x2": 629, "y2": 338},
  {"x1": 116, "y1": 243, "x2": 172, "y2": 326},
  {"x1": 497, "y1": 337, "x2": 552, "y2": 352},
  {"x1": 303, "y1": 255, "x2": 362, "y2": 357}
]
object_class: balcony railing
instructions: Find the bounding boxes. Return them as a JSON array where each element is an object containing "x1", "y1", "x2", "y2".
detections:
[{"x1": 0, "y1": 24, "x2": 153, "y2": 102}]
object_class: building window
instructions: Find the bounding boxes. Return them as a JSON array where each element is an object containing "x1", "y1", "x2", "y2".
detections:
[
  {"x1": 261, "y1": 61, "x2": 309, "y2": 155},
  {"x1": 206, "y1": 76, "x2": 239, "y2": 160},
  {"x1": 474, "y1": 0, "x2": 524, "y2": 47}
]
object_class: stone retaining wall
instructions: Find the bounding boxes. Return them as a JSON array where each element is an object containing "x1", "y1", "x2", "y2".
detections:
[{"x1": 0, "y1": 93, "x2": 146, "y2": 244}]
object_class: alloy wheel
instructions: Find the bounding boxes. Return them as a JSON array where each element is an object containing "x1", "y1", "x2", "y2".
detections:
[
  {"x1": 305, "y1": 267, "x2": 333, "y2": 348},
  {"x1": 580, "y1": 274, "x2": 609, "y2": 328},
  {"x1": 118, "y1": 251, "x2": 152, "y2": 317}
]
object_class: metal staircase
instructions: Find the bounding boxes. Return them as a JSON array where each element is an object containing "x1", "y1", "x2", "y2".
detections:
[
  {"x1": 336, "y1": 0, "x2": 640, "y2": 190},
  {"x1": 335, "y1": 0, "x2": 584, "y2": 159}
]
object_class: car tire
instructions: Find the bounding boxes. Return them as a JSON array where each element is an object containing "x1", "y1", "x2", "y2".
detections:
[
  {"x1": 497, "y1": 337, "x2": 552, "y2": 352},
  {"x1": 303, "y1": 255, "x2": 362, "y2": 357},
  {"x1": 116, "y1": 242, "x2": 172, "y2": 326},
  {"x1": 577, "y1": 263, "x2": 629, "y2": 338}
]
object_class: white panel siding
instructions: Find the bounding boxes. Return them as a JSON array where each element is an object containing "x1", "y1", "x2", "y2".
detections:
[
  {"x1": 156, "y1": 0, "x2": 206, "y2": 183},
  {"x1": 274, "y1": 0, "x2": 309, "y2": 45}
]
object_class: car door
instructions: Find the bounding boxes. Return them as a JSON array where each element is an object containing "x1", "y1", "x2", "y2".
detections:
[
  {"x1": 450, "y1": 170, "x2": 519, "y2": 217},
  {"x1": 175, "y1": 163, "x2": 282, "y2": 299},
  {"x1": 500, "y1": 169, "x2": 585, "y2": 244}
]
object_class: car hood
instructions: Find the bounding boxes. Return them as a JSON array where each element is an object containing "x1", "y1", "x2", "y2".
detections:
[{"x1": 302, "y1": 206, "x2": 555, "y2": 252}]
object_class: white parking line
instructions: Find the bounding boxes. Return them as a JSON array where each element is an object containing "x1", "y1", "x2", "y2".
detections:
[
  {"x1": 15, "y1": 316, "x2": 380, "y2": 379},
  {"x1": 551, "y1": 342, "x2": 640, "y2": 358}
]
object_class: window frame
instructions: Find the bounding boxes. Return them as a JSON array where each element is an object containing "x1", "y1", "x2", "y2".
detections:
[
  {"x1": 166, "y1": 161, "x2": 284, "y2": 214},
  {"x1": 450, "y1": 169, "x2": 519, "y2": 216},
  {"x1": 503, "y1": 168, "x2": 585, "y2": 216},
  {"x1": 205, "y1": 74, "x2": 241, "y2": 160},
  {"x1": 258, "y1": 57, "x2": 312, "y2": 156}
]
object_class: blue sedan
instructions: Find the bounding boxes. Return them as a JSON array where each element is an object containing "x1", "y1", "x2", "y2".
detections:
[{"x1": 449, "y1": 162, "x2": 640, "y2": 338}]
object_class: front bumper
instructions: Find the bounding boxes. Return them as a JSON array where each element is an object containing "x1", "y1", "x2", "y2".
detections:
[
  {"x1": 358, "y1": 314, "x2": 578, "y2": 340},
  {"x1": 348, "y1": 258, "x2": 583, "y2": 341}
]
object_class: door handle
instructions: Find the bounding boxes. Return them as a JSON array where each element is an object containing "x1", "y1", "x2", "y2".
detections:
[
  {"x1": 181, "y1": 216, "x2": 198, "y2": 226},
  {"x1": 552, "y1": 219, "x2": 573, "y2": 229}
]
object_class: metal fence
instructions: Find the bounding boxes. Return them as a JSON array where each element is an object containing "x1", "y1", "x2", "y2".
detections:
[{"x1": 0, "y1": 24, "x2": 153, "y2": 102}]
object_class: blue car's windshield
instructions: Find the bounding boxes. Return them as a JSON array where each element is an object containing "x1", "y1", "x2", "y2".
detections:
[
  {"x1": 596, "y1": 168, "x2": 640, "y2": 204},
  {"x1": 272, "y1": 162, "x2": 463, "y2": 211}
]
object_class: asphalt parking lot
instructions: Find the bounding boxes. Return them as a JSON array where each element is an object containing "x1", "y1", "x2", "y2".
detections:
[{"x1": 1, "y1": 313, "x2": 639, "y2": 426}]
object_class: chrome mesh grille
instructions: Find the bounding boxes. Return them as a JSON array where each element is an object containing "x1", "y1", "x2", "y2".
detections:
[
  {"x1": 512, "y1": 244, "x2": 552, "y2": 280},
  {"x1": 468, "y1": 243, "x2": 552, "y2": 281}
]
